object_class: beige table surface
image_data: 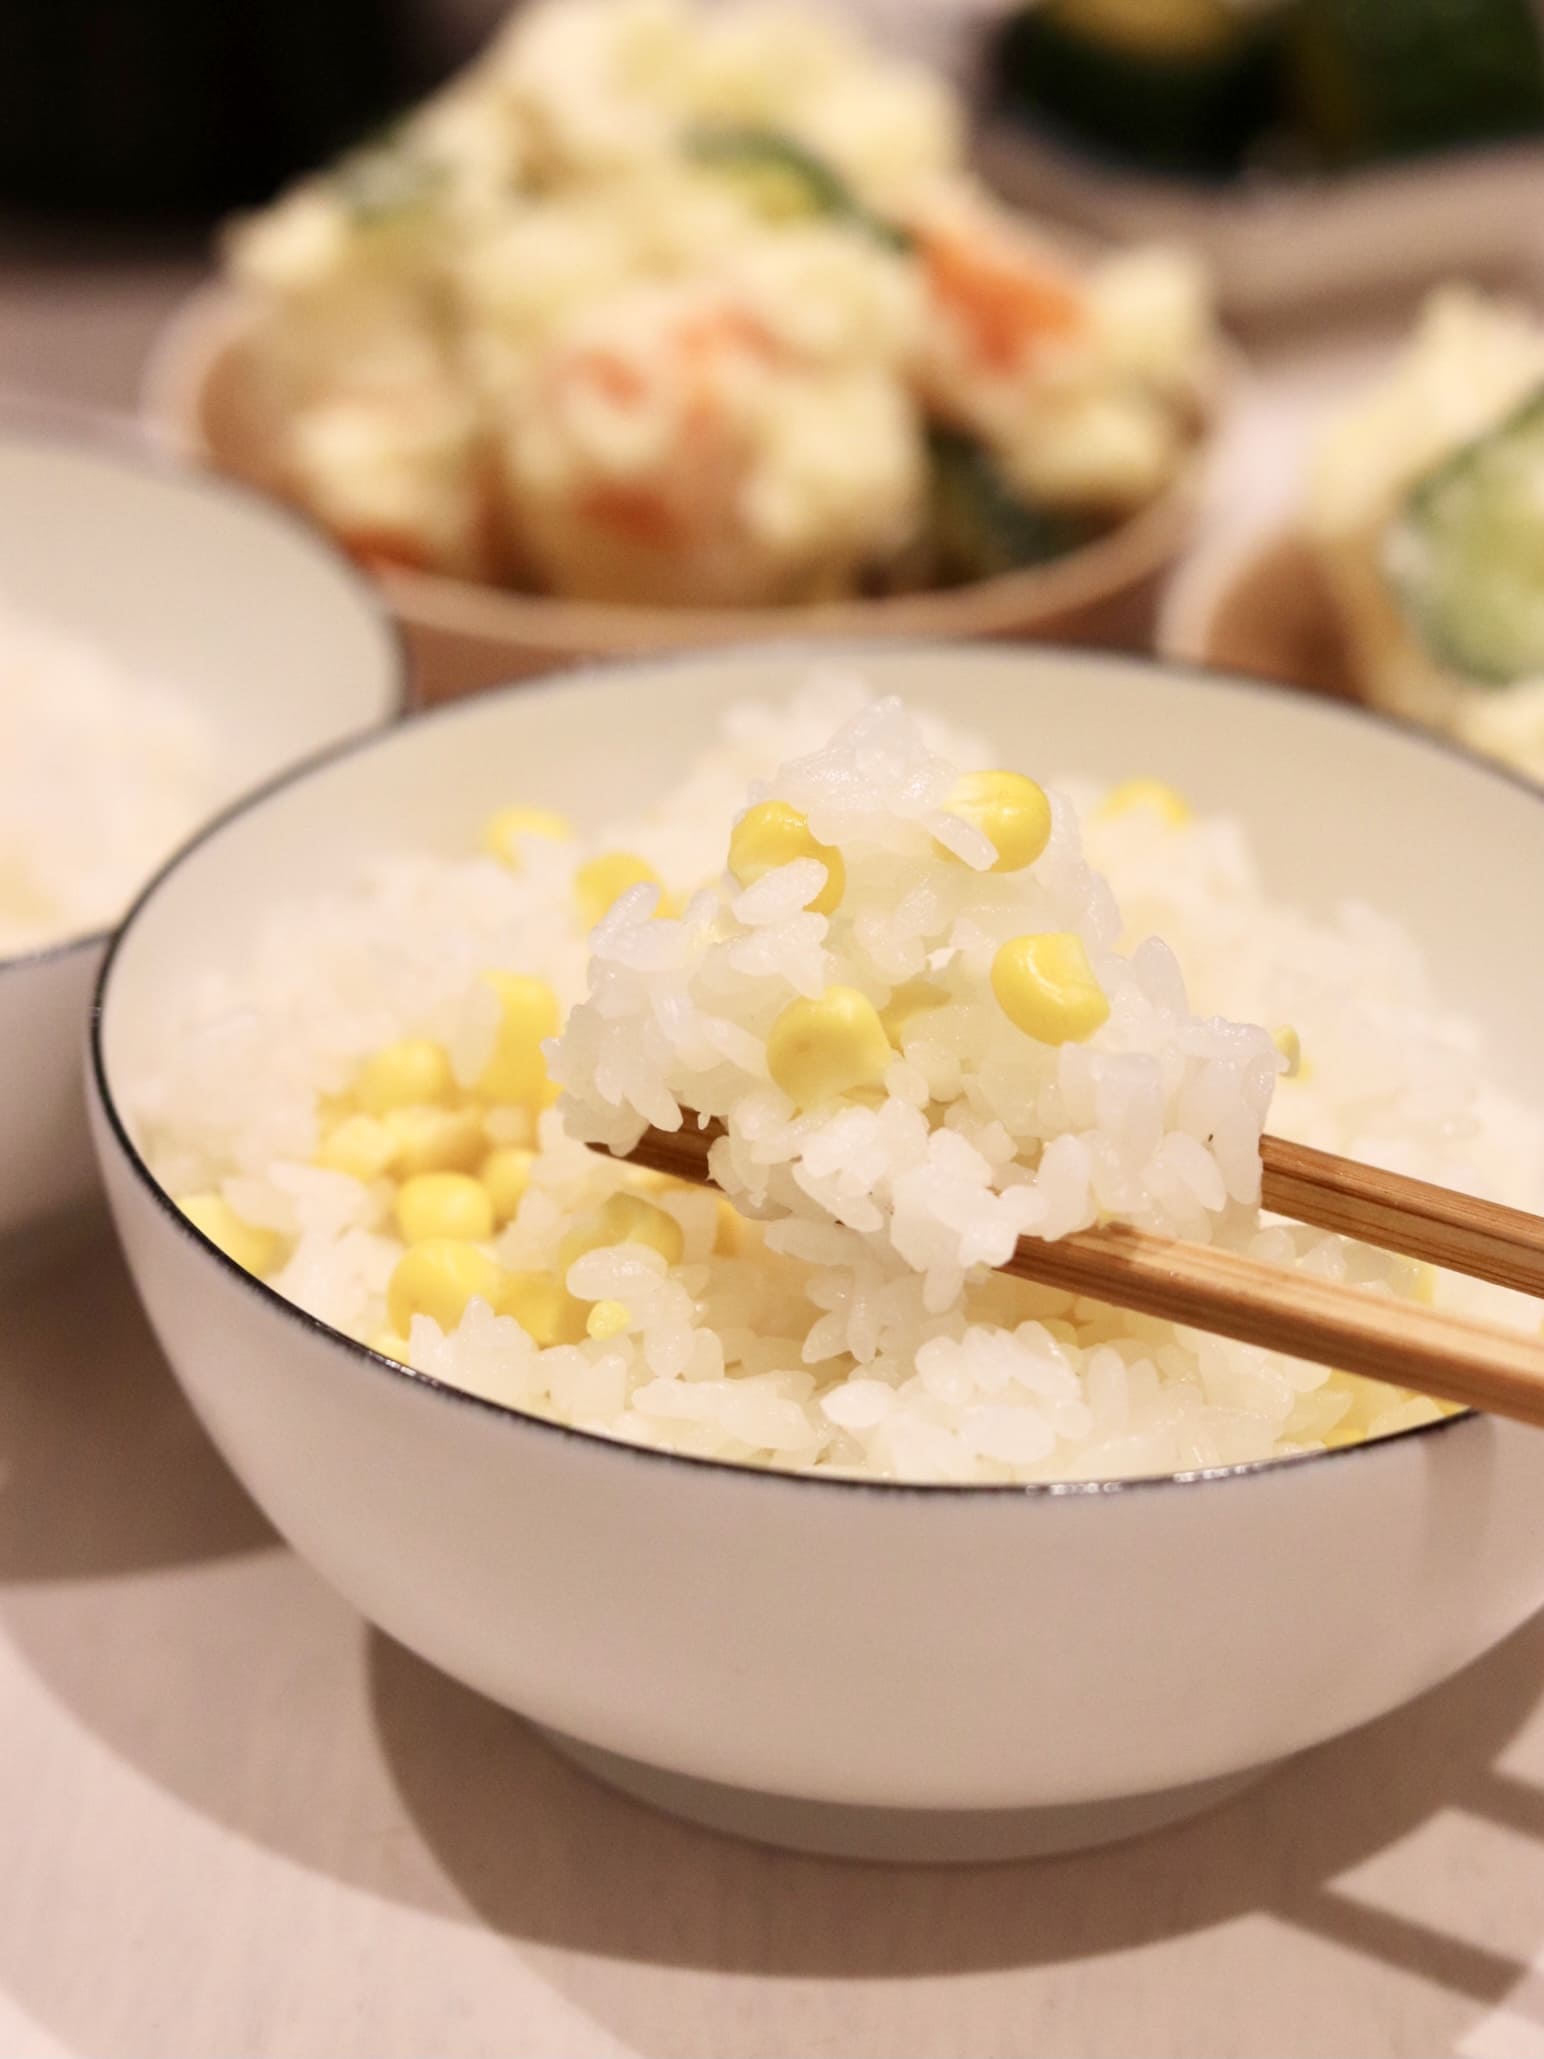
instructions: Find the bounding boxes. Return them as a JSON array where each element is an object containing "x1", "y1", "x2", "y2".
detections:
[{"x1": 4, "y1": 227, "x2": 1544, "y2": 2059}]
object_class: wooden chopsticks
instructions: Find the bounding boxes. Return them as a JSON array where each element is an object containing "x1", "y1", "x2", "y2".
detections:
[
  {"x1": 1260, "y1": 1137, "x2": 1544, "y2": 1300},
  {"x1": 618, "y1": 1120, "x2": 1544, "y2": 1433}
]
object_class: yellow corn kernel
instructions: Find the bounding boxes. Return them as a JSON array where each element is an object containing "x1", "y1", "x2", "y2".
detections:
[
  {"x1": 503, "y1": 1271, "x2": 589, "y2": 1347},
  {"x1": 991, "y1": 933, "x2": 1110, "y2": 1046},
  {"x1": 586, "y1": 1298, "x2": 633, "y2": 1341},
  {"x1": 936, "y1": 770, "x2": 1053, "y2": 873},
  {"x1": 1271, "y1": 1025, "x2": 1302, "y2": 1079},
  {"x1": 356, "y1": 1038, "x2": 455, "y2": 1115},
  {"x1": 317, "y1": 1090, "x2": 354, "y2": 1130},
  {"x1": 1097, "y1": 778, "x2": 1192, "y2": 829},
  {"x1": 481, "y1": 805, "x2": 573, "y2": 867},
  {"x1": 766, "y1": 986, "x2": 893, "y2": 1109},
  {"x1": 475, "y1": 971, "x2": 560, "y2": 1109},
  {"x1": 577, "y1": 851, "x2": 671, "y2": 928},
  {"x1": 383, "y1": 1103, "x2": 486, "y2": 1178},
  {"x1": 387, "y1": 1239, "x2": 509, "y2": 1335},
  {"x1": 727, "y1": 800, "x2": 845, "y2": 917},
  {"x1": 177, "y1": 1193, "x2": 284, "y2": 1278},
  {"x1": 560, "y1": 1192, "x2": 686, "y2": 1272},
  {"x1": 395, "y1": 1171, "x2": 495, "y2": 1246},
  {"x1": 1339, "y1": 1369, "x2": 1404, "y2": 1422},
  {"x1": 481, "y1": 1145, "x2": 535, "y2": 1225},
  {"x1": 879, "y1": 978, "x2": 948, "y2": 1045},
  {"x1": 370, "y1": 1330, "x2": 413, "y2": 1364},
  {"x1": 714, "y1": 1194, "x2": 745, "y2": 1256},
  {"x1": 316, "y1": 1112, "x2": 399, "y2": 1181}
]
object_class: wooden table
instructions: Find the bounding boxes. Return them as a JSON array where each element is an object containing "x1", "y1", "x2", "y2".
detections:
[{"x1": 3, "y1": 227, "x2": 1544, "y2": 2059}]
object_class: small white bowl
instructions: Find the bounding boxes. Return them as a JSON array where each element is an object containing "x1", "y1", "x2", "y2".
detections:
[
  {"x1": 89, "y1": 644, "x2": 1544, "y2": 1862},
  {"x1": 0, "y1": 431, "x2": 406, "y2": 1246}
]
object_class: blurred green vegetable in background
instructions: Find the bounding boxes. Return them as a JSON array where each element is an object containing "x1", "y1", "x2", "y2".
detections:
[
  {"x1": 995, "y1": 0, "x2": 1544, "y2": 182},
  {"x1": 996, "y1": 0, "x2": 1286, "y2": 177}
]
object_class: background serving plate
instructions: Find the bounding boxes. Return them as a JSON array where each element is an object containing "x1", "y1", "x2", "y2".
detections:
[
  {"x1": 1158, "y1": 521, "x2": 1356, "y2": 701},
  {"x1": 145, "y1": 286, "x2": 1223, "y2": 704},
  {"x1": 979, "y1": 126, "x2": 1544, "y2": 320}
]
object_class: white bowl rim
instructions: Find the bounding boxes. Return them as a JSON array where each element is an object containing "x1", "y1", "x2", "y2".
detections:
[
  {"x1": 0, "y1": 421, "x2": 411, "y2": 982},
  {"x1": 91, "y1": 637, "x2": 1532, "y2": 1502}
]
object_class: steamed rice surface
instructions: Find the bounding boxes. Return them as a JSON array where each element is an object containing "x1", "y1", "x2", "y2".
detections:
[
  {"x1": 0, "y1": 595, "x2": 219, "y2": 954},
  {"x1": 555, "y1": 700, "x2": 1281, "y2": 1289},
  {"x1": 136, "y1": 676, "x2": 1544, "y2": 1482}
]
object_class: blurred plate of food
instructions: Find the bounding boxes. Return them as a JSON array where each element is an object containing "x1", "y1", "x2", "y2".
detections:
[
  {"x1": 980, "y1": 0, "x2": 1544, "y2": 317},
  {"x1": 1162, "y1": 285, "x2": 1544, "y2": 782},
  {"x1": 146, "y1": 0, "x2": 1231, "y2": 699}
]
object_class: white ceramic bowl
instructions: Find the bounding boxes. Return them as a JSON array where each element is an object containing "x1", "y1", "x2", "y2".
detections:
[
  {"x1": 89, "y1": 644, "x2": 1544, "y2": 1862},
  {"x1": 0, "y1": 432, "x2": 406, "y2": 1247}
]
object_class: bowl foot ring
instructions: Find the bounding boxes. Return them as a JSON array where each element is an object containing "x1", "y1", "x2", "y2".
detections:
[{"x1": 534, "y1": 1726, "x2": 1273, "y2": 1863}]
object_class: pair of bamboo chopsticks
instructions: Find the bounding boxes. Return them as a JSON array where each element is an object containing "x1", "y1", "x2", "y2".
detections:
[{"x1": 617, "y1": 1122, "x2": 1544, "y2": 1432}]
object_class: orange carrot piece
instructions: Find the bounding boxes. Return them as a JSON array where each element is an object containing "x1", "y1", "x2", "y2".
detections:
[
  {"x1": 577, "y1": 484, "x2": 684, "y2": 547},
  {"x1": 924, "y1": 230, "x2": 1087, "y2": 372}
]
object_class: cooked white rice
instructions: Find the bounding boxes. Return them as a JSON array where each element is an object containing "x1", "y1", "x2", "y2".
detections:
[
  {"x1": 0, "y1": 595, "x2": 219, "y2": 954},
  {"x1": 135, "y1": 676, "x2": 1544, "y2": 1483}
]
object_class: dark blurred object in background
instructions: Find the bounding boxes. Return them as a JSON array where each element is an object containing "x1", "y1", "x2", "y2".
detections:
[
  {"x1": 1288, "y1": 0, "x2": 1544, "y2": 169},
  {"x1": 995, "y1": 0, "x2": 1544, "y2": 184},
  {"x1": 996, "y1": 1, "x2": 1284, "y2": 179},
  {"x1": 0, "y1": 0, "x2": 473, "y2": 221}
]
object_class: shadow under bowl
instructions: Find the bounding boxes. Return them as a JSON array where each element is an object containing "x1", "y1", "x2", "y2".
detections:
[{"x1": 1158, "y1": 522, "x2": 1356, "y2": 701}]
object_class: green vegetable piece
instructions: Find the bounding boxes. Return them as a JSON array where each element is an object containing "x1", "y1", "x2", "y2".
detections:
[
  {"x1": 686, "y1": 126, "x2": 909, "y2": 251},
  {"x1": 334, "y1": 138, "x2": 441, "y2": 226},
  {"x1": 922, "y1": 428, "x2": 1102, "y2": 586},
  {"x1": 1287, "y1": 0, "x2": 1544, "y2": 168},
  {"x1": 1385, "y1": 384, "x2": 1544, "y2": 686}
]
